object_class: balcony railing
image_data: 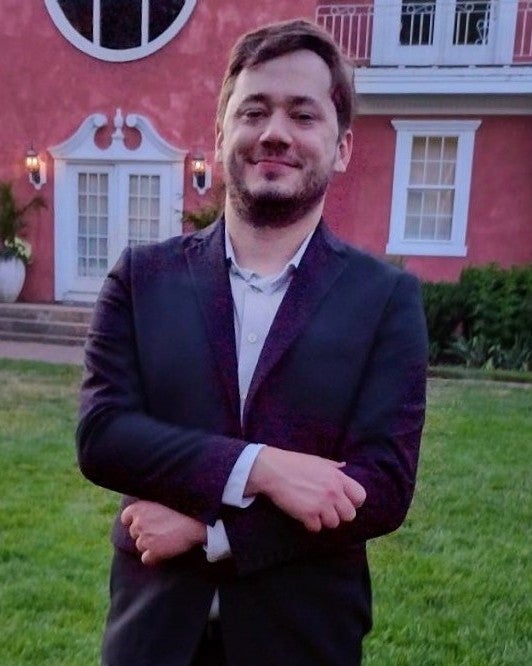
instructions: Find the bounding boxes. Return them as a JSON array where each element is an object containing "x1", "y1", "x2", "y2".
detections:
[
  {"x1": 316, "y1": 3, "x2": 373, "y2": 63},
  {"x1": 515, "y1": 1, "x2": 532, "y2": 60},
  {"x1": 316, "y1": 1, "x2": 532, "y2": 65}
]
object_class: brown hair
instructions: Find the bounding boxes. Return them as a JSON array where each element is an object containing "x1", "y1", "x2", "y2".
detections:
[{"x1": 216, "y1": 19, "x2": 355, "y2": 136}]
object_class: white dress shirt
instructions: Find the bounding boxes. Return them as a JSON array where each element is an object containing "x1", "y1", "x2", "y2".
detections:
[
  {"x1": 205, "y1": 227, "x2": 314, "y2": 561},
  {"x1": 204, "y1": 227, "x2": 314, "y2": 616}
]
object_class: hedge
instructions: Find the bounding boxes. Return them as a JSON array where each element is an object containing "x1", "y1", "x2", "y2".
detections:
[{"x1": 421, "y1": 264, "x2": 532, "y2": 371}]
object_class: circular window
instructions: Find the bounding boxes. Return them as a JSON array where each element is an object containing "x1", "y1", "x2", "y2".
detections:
[{"x1": 44, "y1": 0, "x2": 197, "y2": 62}]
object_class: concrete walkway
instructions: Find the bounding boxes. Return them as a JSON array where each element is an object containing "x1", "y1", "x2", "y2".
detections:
[{"x1": 0, "y1": 340, "x2": 84, "y2": 365}]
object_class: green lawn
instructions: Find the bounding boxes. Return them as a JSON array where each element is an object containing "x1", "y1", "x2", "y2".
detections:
[{"x1": 0, "y1": 359, "x2": 530, "y2": 665}]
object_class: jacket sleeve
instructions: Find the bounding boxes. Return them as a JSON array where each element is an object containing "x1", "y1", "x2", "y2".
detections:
[
  {"x1": 223, "y1": 271, "x2": 428, "y2": 574},
  {"x1": 76, "y1": 247, "x2": 247, "y2": 525}
]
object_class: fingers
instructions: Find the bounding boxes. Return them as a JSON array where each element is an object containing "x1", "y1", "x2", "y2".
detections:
[
  {"x1": 141, "y1": 550, "x2": 157, "y2": 566},
  {"x1": 333, "y1": 492, "x2": 358, "y2": 523},
  {"x1": 318, "y1": 506, "x2": 341, "y2": 530},
  {"x1": 303, "y1": 515, "x2": 322, "y2": 532},
  {"x1": 342, "y1": 476, "x2": 367, "y2": 508},
  {"x1": 120, "y1": 506, "x2": 133, "y2": 526}
]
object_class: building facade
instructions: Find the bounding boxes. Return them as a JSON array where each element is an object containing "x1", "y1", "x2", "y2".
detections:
[{"x1": 1, "y1": 0, "x2": 531, "y2": 303}]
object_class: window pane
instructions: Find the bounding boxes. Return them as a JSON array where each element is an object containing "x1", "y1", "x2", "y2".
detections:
[
  {"x1": 405, "y1": 188, "x2": 455, "y2": 242},
  {"x1": 129, "y1": 197, "x2": 138, "y2": 216},
  {"x1": 128, "y1": 175, "x2": 161, "y2": 246},
  {"x1": 88, "y1": 195, "x2": 98, "y2": 214},
  {"x1": 77, "y1": 171, "x2": 108, "y2": 277},
  {"x1": 454, "y1": 1, "x2": 491, "y2": 46},
  {"x1": 443, "y1": 137, "x2": 458, "y2": 160},
  {"x1": 440, "y1": 161, "x2": 456, "y2": 185},
  {"x1": 425, "y1": 162, "x2": 441, "y2": 185},
  {"x1": 58, "y1": 0, "x2": 93, "y2": 41},
  {"x1": 150, "y1": 177, "x2": 160, "y2": 196},
  {"x1": 149, "y1": 0, "x2": 186, "y2": 41},
  {"x1": 409, "y1": 161, "x2": 424, "y2": 184},
  {"x1": 422, "y1": 191, "x2": 439, "y2": 215},
  {"x1": 438, "y1": 190, "x2": 455, "y2": 216},
  {"x1": 406, "y1": 189, "x2": 423, "y2": 215},
  {"x1": 419, "y1": 216, "x2": 436, "y2": 240},
  {"x1": 101, "y1": 0, "x2": 142, "y2": 49},
  {"x1": 435, "y1": 217, "x2": 452, "y2": 240},
  {"x1": 400, "y1": 1, "x2": 435, "y2": 46},
  {"x1": 427, "y1": 137, "x2": 442, "y2": 160},
  {"x1": 405, "y1": 215, "x2": 420, "y2": 239},
  {"x1": 411, "y1": 137, "x2": 426, "y2": 160},
  {"x1": 140, "y1": 176, "x2": 150, "y2": 196}
]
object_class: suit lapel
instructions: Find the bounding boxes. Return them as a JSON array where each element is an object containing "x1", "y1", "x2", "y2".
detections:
[
  {"x1": 184, "y1": 221, "x2": 241, "y2": 425},
  {"x1": 243, "y1": 223, "x2": 348, "y2": 424}
]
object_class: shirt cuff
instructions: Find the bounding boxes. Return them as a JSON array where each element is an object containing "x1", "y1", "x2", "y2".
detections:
[
  {"x1": 205, "y1": 520, "x2": 231, "y2": 562},
  {"x1": 221, "y1": 443, "x2": 265, "y2": 508}
]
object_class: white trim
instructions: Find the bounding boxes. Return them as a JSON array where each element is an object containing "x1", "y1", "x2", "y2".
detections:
[
  {"x1": 386, "y1": 120, "x2": 481, "y2": 258},
  {"x1": 44, "y1": 0, "x2": 196, "y2": 62},
  {"x1": 354, "y1": 66, "x2": 532, "y2": 95},
  {"x1": 371, "y1": 0, "x2": 519, "y2": 66},
  {"x1": 50, "y1": 110, "x2": 187, "y2": 302},
  {"x1": 354, "y1": 93, "x2": 532, "y2": 116}
]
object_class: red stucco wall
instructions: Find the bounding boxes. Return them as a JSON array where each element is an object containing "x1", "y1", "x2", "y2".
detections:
[
  {"x1": 325, "y1": 115, "x2": 532, "y2": 282},
  {"x1": 1, "y1": 0, "x2": 316, "y2": 301},
  {"x1": 1, "y1": 1, "x2": 531, "y2": 300}
]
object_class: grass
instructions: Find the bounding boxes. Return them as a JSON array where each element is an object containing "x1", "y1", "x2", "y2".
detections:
[
  {"x1": 429, "y1": 364, "x2": 532, "y2": 384},
  {"x1": 0, "y1": 359, "x2": 530, "y2": 664}
]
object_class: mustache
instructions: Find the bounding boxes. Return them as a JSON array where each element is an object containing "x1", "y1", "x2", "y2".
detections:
[{"x1": 248, "y1": 152, "x2": 302, "y2": 168}]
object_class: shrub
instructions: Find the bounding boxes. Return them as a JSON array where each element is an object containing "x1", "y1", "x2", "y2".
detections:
[
  {"x1": 421, "y1": 281, "x2": 464, "y2": 363},
  {"x1": 460, "y1": 264, "x2": 532, "y2": 350},
  {"x1": 422, "y1": 263, "x2": 532, "y2": 371}
]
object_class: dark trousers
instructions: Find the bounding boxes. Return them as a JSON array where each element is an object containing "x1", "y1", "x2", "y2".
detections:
[{"x1": 191, "y1": 621, "x2": 227, "y2": 666}]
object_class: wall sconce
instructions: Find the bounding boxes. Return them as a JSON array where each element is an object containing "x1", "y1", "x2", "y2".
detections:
[
  {"x1": 25, "y1": 146, "x2": 46, "y2": 190},
  {"x1": 191, "y1": 153, "x2": 211, "y2": 195}
]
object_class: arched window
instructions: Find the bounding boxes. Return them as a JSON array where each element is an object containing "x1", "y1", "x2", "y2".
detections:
[{"x1": 44, "y1": 0, "x2": 196, "y2": 62}]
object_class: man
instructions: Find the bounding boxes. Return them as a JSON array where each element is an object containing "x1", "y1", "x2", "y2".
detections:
[{"x1": 78, "y1": 19, "x2": 428, "y2": 666}]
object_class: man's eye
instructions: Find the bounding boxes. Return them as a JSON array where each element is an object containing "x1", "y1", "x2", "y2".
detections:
[
  {"x1": 242, "y1": 109, "x2": 265, "y2": 120},
  {"x1": 293, "y1": 112, "x2": 315, "y2": 123}
]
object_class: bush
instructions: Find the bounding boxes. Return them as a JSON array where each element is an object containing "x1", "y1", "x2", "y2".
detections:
[
  {"x1": 422, "y1": 263, "x2": 532, "y2": 371},
  {"x1": 460, "y1": 264, "x2": 532, "y2": 349},
  {"x1": 421, "y1": 281, "x2": 464, "y2": 363}
]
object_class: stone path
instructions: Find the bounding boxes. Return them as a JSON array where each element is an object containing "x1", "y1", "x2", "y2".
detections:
[{"x1": 0, "y1": 340, "x2": 84, "y2": 365}]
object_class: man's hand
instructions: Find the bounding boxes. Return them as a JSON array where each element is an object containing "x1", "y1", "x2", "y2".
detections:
[
  {"x1": 246, "y1": 447, "x2": 366, "y2": 532},
  {"x1": 121, "y1": 501, "x2": 206, "y2": 565}
]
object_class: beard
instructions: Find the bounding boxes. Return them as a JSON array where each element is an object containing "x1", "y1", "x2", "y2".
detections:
[{"x1": 225, "y1": 153, "x2": 332, "y2": 229}]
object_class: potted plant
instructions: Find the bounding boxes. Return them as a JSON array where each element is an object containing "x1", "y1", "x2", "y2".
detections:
[
  {"x1": 0, "y1": 181, "x2": 46, "y2": 302},
  {"x1": 182, "y1": 182, "x2": 225, "y2": 232}
]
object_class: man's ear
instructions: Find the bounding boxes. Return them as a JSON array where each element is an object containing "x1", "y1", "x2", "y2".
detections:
[
  {"x1": 333, "y1": 129, "x2": 353, "y2": 173},
  {"x1": 215, "y1": 123, "x2": 224, "y2": 163}
]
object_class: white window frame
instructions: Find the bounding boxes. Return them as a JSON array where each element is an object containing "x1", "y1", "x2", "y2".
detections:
[
  {"x1": 386, "y1": 119, "x2": 481, "y2": 257},
  {"x1": 44, "y1": 0, "x2": 197, "y2": 62},
  {"x1": 371, "y1": 0, "x2": 519, "y2": 66}
]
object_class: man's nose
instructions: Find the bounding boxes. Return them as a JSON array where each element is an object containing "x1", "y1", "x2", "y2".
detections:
[{"x1": 259, "y1": 112, "x2": 292, "y2": 146}]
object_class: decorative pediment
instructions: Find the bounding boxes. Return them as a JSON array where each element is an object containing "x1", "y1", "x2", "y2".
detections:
[{"x1": 49, "y1": 109, "x2": 187, "y2": 163}]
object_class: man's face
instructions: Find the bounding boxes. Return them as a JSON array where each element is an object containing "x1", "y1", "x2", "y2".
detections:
[{"x1": 216, "y1": 49, "x2": 352, "y2": 227}]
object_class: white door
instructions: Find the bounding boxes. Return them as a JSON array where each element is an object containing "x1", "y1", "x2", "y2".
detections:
[{"x1": 55, "y1": 162, "x2": 175, "y2": 302}]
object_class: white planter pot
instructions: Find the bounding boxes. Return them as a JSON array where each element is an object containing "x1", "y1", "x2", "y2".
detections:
[{"x1": 0, "y1": 256, "x2": 26, "y2": 303}]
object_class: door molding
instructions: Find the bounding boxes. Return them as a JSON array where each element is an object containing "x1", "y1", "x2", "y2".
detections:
[{"x1": 49, "y1": 109, "x2": 187, "y2": 302}]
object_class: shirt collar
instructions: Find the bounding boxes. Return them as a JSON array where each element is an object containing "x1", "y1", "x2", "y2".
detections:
[{"x1": 224, "y1": 224, "x2": 314, "y2": 293}]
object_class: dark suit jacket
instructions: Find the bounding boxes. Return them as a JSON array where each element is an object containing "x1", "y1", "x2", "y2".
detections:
[{"x1": 77, "y1": 219, "x2": 428, "y2": 666}]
